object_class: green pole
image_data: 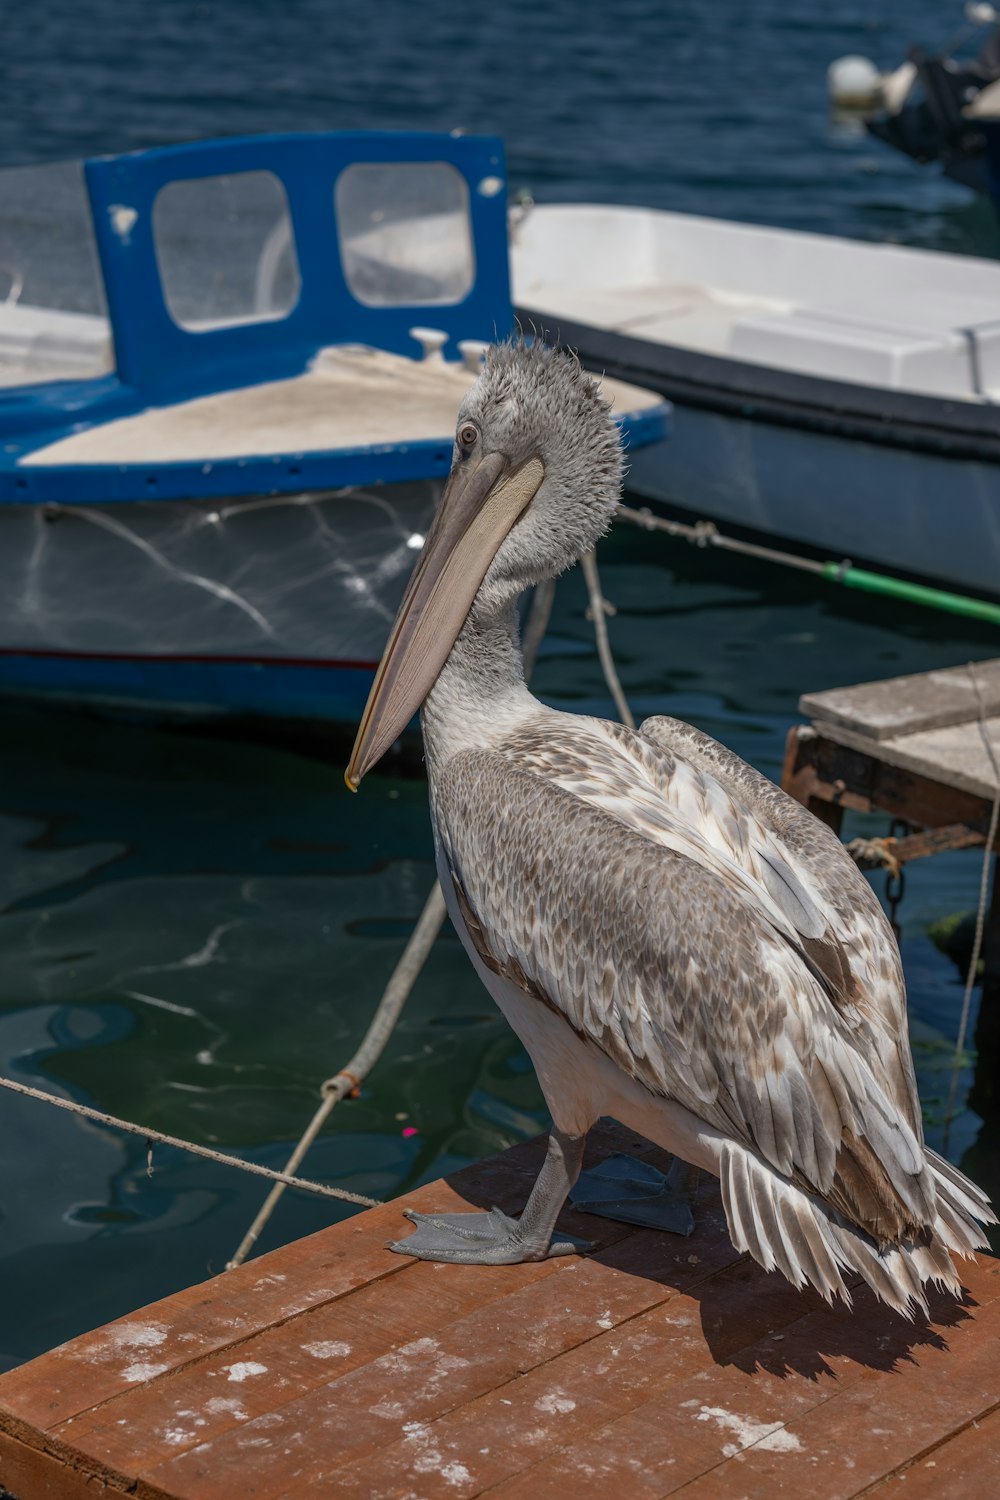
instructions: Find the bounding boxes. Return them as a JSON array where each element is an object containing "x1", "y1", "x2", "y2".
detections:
[{"x1": 820, "y1": 562, "x2": 1000, "y2": 626}]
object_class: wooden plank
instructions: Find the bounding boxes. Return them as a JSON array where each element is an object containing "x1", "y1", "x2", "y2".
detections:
[
  {"x1": 53, "y1": 1214, "x2": 636, "y2": 1480},
  {"x1": 138, "y1": 1237, "x2": 691, "y2": 1499},
  {"x1": 814, "y1": 718, "x2": 1000, "y2": 801},
  {"x1": 0, "y1": 1191, "x2": 426, "y2": 1439},
  {"x1": 480, "y1": 1262, "x2": 1000, "y2": 1500},
  {"x1": 0, "y1": 1129, "x2": 630, "y2": 1442},
  {"x1": 799, "y1": 659, "x2": 1000, "y2": 742},
  {"x1": 317, "y1": 1259, "x2": 843, "y2": 1500},
  {"x1": 863, "y1": 1404, "x2": 1000, "y2": 1498},
  {"x1": 667, "y1": 1293, "x2": 1000, "y2": 1500},
  {"x1": 782, "y1": 725, "x2": 998, "y2": 835},
  {"x1": 0, "y1": 1127, "x2": 644, "y2": 1492},
  {"x1": 0, "y1": 1428, "x2": 135, "y2": 1500},
  {"x1": 1, "y1": 1124, "x2": 997, "y2": 1500}
]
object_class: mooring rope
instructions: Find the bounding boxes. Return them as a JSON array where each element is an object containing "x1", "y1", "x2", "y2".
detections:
[
  {"x1": 943, "y1": 664, "x2": 1000, "y2": 1152},
  {"x1": 616, "y1": 504, "x2": 1000, "y2": 626},
  {"x1": 226, "y1": 884, "x2": 446, "y2": 1267},
  {"x1": 0, "y1": 1075, "x2": 381, "y2": 1208},
  {"x1": 581, "y1": 549, "x2": 635, "y2": 730}
]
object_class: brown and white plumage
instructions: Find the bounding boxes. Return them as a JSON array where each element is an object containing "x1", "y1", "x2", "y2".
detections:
[{"x1": 349, "y1": 338, "x2": 994, "y2": 1316}]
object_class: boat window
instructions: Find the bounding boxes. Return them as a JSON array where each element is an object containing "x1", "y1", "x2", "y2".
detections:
[
  {"x1": 153, "y1": 170, "x2": 301, "y2": 331},
  {"x1": 0, "y1": 159, "x2": 112, "y2": 389},
  {"x1": 335, "y1": 162, "x2": 474, "y2": 306}
]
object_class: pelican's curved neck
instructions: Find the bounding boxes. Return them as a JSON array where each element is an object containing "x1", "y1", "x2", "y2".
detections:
[{"x1": 421, "y1": 594, "x2": 536, "y2": 771}]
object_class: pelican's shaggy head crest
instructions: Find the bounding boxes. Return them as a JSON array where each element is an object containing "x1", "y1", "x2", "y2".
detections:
[{"x1": 457, "y1": 337, "x2": 625, "y2": 596}]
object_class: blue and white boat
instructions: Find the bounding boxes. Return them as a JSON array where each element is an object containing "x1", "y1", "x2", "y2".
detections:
[{"x1": 0, "y1": 132, "x2": 669, "y2": 728}]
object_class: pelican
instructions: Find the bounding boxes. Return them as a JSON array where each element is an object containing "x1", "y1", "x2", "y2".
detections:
[{"x1": 347, "y1": 338, "x2": 994, "y2": 1317}]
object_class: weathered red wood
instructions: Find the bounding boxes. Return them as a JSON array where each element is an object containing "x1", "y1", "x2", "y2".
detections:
[
  {"x1": 140, "y1": 1242, "x2": 685, "y2": 1499},
  {"x1": 315, "y1": 1267, "x2": 843, "y2": 1500},
  {"x1": 0, "y1": 1429, "x2": 133, "y2": 1500},
  {"x1": 0, "y1": 1126, "x2": 626, "y2": 1444},
  {"x1": 478, "y1": 1262, "x2": 1000, "y2": 1500},
  {"x1": 865, "y1": 1404, "x2": 1000, "y2": 1498},
  {"x1": 667, "y1": 1292, "x2": 1000, "y2": 1500},
  {"x1": 56, "y1": 1218, "x2": 634, "y2": 1479},
  {"x1": 0, "y1": 1125, "x2": 996, "y2": 1500},
  {"x1": 0, "y1": 1198, "x2": 412, "y2": 1441}
]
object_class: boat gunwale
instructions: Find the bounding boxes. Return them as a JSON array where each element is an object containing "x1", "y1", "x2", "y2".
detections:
[{"x1": 516, "y1": 305, "x2": 1000, "y2": 464}]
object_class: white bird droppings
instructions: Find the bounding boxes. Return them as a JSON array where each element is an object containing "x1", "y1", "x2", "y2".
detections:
[
  {"x1": 121, "y1": 1362, "x2": 170, "y2": 1383},
  {"x1": 399, "y1": 1337, "x2": 439, "y2": 1356},
  {"x1": 110, "y1": 1322, "x2": 168, "y2": 1351},
  {"x1": 302, "y1": 1340, "x2": 352, "y2": 1360},
  {"x1": 205, "y1": 1397, "x2": 249, "y2": 1419},
  {"x1": 224, "y1": 1361, "x2": 268, "y2": 1383},
  {"x1": 696, "y1": 1405, "x2": 803, "y2": 1457},
  {"x1": 596, "y1": 1309, "x2": 614, "y2": 1330},
  {"x1": 371, "y1": 1399, "x2": 406, "y2": 1420},
  {"x1": 535, "y1": 1392, "x2": 576, "y2": 1415},
  {"x1": 413, "y1": 1452, "x2": 444, "y2": 1475},
  {"x1": 441, "y1": 1460, "x2": 473, "y2": 1486}
]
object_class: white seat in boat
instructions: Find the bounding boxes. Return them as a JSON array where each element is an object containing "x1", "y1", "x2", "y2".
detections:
[
  {"x1": 0, "y1": 303, "x2": 112, "y2": 386},
  {"x1": 728, "y1": 304, "x2": 999, "y2": 400}
]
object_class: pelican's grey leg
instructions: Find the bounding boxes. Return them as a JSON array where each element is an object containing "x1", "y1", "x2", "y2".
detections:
[
  {"x1": 388, "y1": 1127, "x2": 594, "y2": 1264},
  {"x1": 570, "y1": 1152, "x2": 696, "y2": 1236}
]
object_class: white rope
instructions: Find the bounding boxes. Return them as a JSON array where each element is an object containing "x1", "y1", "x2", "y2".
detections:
[
  {"x1": 943, "y1": 664, "x2": 1000, "y2": 1150},
  {"x1": 581, "y1": 548, "x2": 635, "y2": 730},
  {"x1": 226, "y1": 883, "x2": 447, "y2": 1267},
  {"x1": 0, "y1": 1075, "x2": 380, "y2": 1208}
]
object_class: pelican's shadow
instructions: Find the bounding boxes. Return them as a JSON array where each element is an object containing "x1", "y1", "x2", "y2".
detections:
[{"x1": 439, "y1": 1120, "x2": 981, "y2": 1382}]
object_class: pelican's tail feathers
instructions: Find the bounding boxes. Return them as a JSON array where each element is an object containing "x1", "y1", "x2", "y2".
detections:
[
  {"x1": 924, "y1": 1147, "x2": 996, "y2": 1257},
  {"x1": 717, "y1": 1140, "x2": 973, "y2": 1321}
]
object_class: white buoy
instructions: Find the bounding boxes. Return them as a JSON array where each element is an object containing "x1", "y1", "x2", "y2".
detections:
[{"x1": 827, "y1": 55, "x2": 884, "y2": 111}]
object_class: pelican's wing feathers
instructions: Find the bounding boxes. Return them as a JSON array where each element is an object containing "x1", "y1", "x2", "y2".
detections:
[
  {"x1": 637, "y1": 714, "x2": 919, "y2": 1128},
  {"x1": 432, "y1": 715, "x2": 935, "y2": 1243}
]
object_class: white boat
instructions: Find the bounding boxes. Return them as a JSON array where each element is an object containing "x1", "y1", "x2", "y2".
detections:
[
  {"x1": 510, "y1": 202, "x2": 1000, "y2": 598},
  {"x1": 0, "y1": 134, "x2": 668, "y2": 729}
]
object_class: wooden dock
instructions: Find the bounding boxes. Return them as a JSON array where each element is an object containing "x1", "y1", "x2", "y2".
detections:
[
  {"x1": 782, "y1": 657, "x2": 1000, "y2": 1123},
  {"x1": 1, "y1": 1122, "x2": 997, "y2": 1500},
  {"x1": 782, "y1": 657, "x2": 1000, "y2": 837}
]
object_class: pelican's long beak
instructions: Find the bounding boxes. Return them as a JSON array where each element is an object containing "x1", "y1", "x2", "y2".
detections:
[{"x1": 345, "y1": 450, "x2": 544, "y2": 787}]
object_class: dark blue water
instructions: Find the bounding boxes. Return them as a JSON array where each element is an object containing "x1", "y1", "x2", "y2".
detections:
[
  {"x1": 4, "y1": 0, "x2": 999, "y2": 254},
  {"x1": 1, "y1": 0, "x2": 998, "y2": 1373}
]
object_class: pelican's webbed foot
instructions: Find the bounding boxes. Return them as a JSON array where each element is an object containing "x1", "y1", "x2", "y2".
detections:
[
  {"x1": 388, "y1": 1126, "x2": 593, "y2": 1265},
  {"x1": 388, "y1": 1205, "x2": 590, "y2": 1263},
  {"x1": 570, "y1": 1153, "x2": 696, "y2": 1236}
]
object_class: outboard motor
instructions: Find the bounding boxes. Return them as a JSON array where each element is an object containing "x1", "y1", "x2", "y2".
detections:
[{"x1": 831, "y1": 7, "x2": 1000, "y2": 208}]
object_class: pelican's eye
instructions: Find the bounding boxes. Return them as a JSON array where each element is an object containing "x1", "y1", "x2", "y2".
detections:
[{"x1": 458, "y1": 422, "x2": 479, "y2": 450}]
